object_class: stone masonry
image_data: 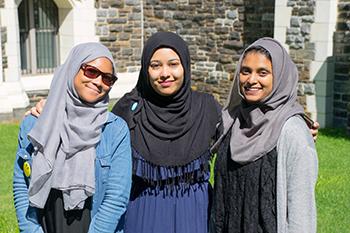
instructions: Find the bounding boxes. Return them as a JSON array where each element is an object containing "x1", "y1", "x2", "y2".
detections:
[
  {"x1": 142, "y1": 0, "x2": 245, "y2": 103},
  {"x1": 333, "y1": 1, "x2": 350, "y2": 131},
  {"x1": 96, "y1": 0, "x2": 275, "y2": 104},
  {"x1": 244, "y1": 0, "x2": 274, "y2": 46},
  {"x1": 96, "y1": 0, "x2": 143, "y2": 73},
  {"x1": 56, "y1": 0, "x2": 350, "y2": 131},
  {"x1": 286, "y1": 0, "x2": 316, "y2": 115}
]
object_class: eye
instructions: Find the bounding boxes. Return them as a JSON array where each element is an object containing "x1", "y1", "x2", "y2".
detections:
[
  {"x1": 259, "y1": 70, "x2": 270, "y2": 77},
  {"x1": 150, "y1": 62, "x2": 161, "y2": 70},
  {"x1": 240, "y1": 67, "x2": 250, "y2": 75},
  {"x1": 169, "y1": 61, "x2": 180, "y2": 67},
  {"x1": 85, "y1": 67, "x2": 99, "y2": 76}
]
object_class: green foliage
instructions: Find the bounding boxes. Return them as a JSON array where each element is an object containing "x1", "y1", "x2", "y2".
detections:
[{"x1": 0, "y1": 124, "x2": 349, "y2": 233}]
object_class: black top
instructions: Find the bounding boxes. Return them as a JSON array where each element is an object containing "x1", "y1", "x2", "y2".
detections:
[
  {"x1": 38, "y1": 189, "x2": 91, "y2": 233},
  {"x1": 210, "y1": 132, "x2": 277, "y2": 233}
]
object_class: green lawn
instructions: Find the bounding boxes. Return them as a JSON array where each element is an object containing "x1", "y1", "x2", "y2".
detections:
[
  {"x1": 0, "y1": 123, "x2": 349, "y2": 232},
  {"x1": 0, "y1": 123, "x2": 19, "y2": 233}
]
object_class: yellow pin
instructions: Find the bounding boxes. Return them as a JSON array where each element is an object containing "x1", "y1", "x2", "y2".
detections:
[{"x1": 23, "y1": 161, "x2": 31, "y2": 177}]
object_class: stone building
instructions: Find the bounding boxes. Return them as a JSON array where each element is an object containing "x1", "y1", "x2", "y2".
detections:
[{"x1": 0, "y1": 0, "x2": 349, "y2": 132}]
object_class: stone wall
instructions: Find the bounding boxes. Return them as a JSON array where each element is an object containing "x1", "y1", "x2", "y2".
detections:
[
  {"x1": 333, "y1": 1, "x2": 350, "y2": 130},
  {"x1": 96, "y1": 0, "x2": 143, "y2": 73},
  {"x1": 142, "y1": 0, "x2": 247, "y2": 103},
  {"x1": 244, "y1": 0, "x2": 275, "y2": 46},
  {"x1": 286, "y1": 0, "x2": 316, "y2": 115},
  {"x1": 96, "y1": 0, "x2": 276, "y2": 104}
]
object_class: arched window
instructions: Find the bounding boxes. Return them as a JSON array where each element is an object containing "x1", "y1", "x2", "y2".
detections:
[{"x1": 18, "y1": 0, "x2": 59, "y2": 74}]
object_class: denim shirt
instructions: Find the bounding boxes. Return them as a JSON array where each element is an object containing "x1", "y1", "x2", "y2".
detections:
[{"x1": 13, "y1": 113, "x2": 132, "y2": 233}]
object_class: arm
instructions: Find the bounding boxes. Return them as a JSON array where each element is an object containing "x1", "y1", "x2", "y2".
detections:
[
  {"x1": 278, "y1": 117, "x2": 318, "y2": 233},
  {"x1": 88, "y1": 122, "x2": 132, "y2": 233},
  {"x1": 13, "y1": 116, "x2": 44, "y2": 233}
]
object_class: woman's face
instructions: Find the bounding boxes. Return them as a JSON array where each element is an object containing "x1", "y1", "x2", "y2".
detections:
[
  {"x1": 239, "y1": 52, "x2": 273, "y2": 104},
  {"x1": 148, "y1": 48, "x2": 184, "y2": 96},
  {"x1": 74, "y1": 57, "x2": 113, "y2": 103}
]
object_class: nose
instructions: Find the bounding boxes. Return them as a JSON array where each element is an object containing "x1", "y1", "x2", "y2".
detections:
[
  {"x1": 247, "y1": 72, "x2": 258, "y2": 83},
  {"x1": 160, "y1": 66, "x2": 170, "y2": 78},
  {"x1": 90, "y1": 74, "x2": 103, "y2": 86}
]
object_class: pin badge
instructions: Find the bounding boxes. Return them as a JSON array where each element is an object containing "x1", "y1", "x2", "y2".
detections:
[
  {"x1": 131, "y1": 102, "x2": 138, "y2": 111},
  {"x1": 23, "y1": 161, "x2": 31, "y2": 177}
]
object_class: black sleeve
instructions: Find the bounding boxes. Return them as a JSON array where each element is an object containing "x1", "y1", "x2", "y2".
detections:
[{"x1": 210, "y1": 145, "x2": 227, "y2": 233}]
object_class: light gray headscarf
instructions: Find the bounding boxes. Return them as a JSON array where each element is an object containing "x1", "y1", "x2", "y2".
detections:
[
  {"x1": 221, "y1": 37, "x2": 304, "y2": 164},
  {"x1": 27, "y1": 42, "x2": 116, "y2": 210}
]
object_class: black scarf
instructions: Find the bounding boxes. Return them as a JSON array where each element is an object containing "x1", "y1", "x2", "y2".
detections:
[{"x1": 112, "y1": 31, "x2": 220, "y2": 166}]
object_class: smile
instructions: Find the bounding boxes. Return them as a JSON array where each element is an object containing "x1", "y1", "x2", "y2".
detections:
[
  {"x1": 86, "y1": 85, "x2": 101, "y2": 94},
  {"x1": 244, "y1": 86, "x2": 262, "y2": 94},
  {"x1": 159, "y1": 80, "x2": 174, "y2": 88}
]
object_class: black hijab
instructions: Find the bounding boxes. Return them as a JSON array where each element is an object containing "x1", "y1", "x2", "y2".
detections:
[{"x1": 112, "y1": 31, "x2": 220, "y2": 167}]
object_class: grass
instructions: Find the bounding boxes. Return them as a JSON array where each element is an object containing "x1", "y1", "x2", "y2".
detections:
[
  {"x1": 0, "y1": 123, "x2": 20, "y2": 233},
  {"x1": 0, "y1": 123, "x2": 349, "y2": 232},
  {"x1": 314, "y1": 128, "x2": 350, "y2": 233}
]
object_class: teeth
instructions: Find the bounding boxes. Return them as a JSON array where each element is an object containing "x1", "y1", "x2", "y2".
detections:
[{"x1": 245, "y1": 87, "x2": 260, "y2": 90}]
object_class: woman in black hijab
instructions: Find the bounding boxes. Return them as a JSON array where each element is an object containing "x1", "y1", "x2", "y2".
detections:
[{"x1": 112, "y1": 31, "x2": 221, "y2": 233}]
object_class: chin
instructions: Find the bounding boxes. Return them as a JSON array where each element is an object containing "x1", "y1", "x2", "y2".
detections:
[
  {"x1": 80, "y1": 95, "x2": 103, "y2": 104},
  {"x1": 244, "y1": 96, "x2": 263, "y2": 104}
]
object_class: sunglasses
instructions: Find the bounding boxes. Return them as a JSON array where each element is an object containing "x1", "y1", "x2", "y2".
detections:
[{"x1": 80, "y1": 64, "x2": 118, "y2": 87}]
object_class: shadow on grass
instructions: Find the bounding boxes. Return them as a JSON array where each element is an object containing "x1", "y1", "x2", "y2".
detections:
[{"x1": 319, "y1": 128, "x2": 350, "y2": 140}]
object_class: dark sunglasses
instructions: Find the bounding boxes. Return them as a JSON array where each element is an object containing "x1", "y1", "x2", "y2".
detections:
[{"x1": 80, "y1": 64, "x2": 118, "y2": 87}]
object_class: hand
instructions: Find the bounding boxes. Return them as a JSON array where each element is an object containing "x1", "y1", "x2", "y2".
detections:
[
  {"x1": 310, "y1": 121, "x2": 319, "y2": 142},
  {"x1": 25, "y1": 99, "x2": 46, "y2": 117}
]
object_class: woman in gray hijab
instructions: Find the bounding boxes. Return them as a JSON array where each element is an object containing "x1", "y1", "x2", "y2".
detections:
[
  {"x1": 210, "y1": 38, "x2": 318, "y2": 233},
  {"x1": 13, "y1": 42, "x2": 132, "y2": 233}
]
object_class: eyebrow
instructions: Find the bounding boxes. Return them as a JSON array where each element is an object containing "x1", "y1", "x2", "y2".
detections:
[
  {"x1": 150, "y1": 58, "x2": 180, "y2": 63},
  {"x1": 240, "y1": 66, "x2": 272, "y2": 72}
]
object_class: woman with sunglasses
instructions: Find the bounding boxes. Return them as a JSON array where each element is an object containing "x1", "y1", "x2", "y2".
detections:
[{"x1": 13, "y1": 42, "x2": 132, "y2": 233}]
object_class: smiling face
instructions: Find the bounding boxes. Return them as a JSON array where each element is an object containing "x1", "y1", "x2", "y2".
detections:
[
  {"x1": 239, "y1": 51, "x2": 273, "y2": 104},
  {"x1": 74, "y1": 57, "x2": 113, "y2": 103},
  {"x1": 148, "y1": 48, "x2": 185, "y2": 96}
]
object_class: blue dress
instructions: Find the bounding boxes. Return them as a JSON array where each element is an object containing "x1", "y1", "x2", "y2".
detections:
[{"x1": 124, "y1": 149, "x2": 211, "y2": 233}]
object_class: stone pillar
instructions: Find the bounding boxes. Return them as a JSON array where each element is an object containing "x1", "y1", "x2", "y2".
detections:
[
  {"x1": 311, "y1": 0, "x2": 337, "y2": 127},
  {"x1": 274, "y1": 0, "x2": 292, "y2": 51},
  {"x1": 0, "y1": 0, "x2": 29, "y2": 113},
  {"x1": 279, "y1": 0, "x2": 337, "y2": 127}
]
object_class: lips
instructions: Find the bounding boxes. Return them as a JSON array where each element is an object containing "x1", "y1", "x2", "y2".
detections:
[
  {"x1": 244, "y1": 86, "x2": 262, "y2": 95},
  {"x1": 86, "y1": 84, "x2": 101, "y2": 94},
  {"x1": 159, "y1": 80, "x2": 174, "y2": 88}
]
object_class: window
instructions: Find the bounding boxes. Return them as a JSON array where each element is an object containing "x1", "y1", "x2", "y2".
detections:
[{"x1": 18, "y1": 0, "x2": 59, "y2": 74}]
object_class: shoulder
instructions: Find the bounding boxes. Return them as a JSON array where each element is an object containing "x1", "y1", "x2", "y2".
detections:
[
  {"x1": 193, "y1": 91, "x2": 218, "y2": 103},
  {"x1": 279, "y1": 115, "x2": 314, "y2": 146},
  {"x1": 277, "y1": 115, "x2": 317, "y2": 165},
  {"x1": 111, "y1": 88, "x2": 139, "y2": 115},
  {"x1": 192, "y1": 91, "x2": 222, "y2": 114},
  {"x1": 103, "y1": 112, "x2": 129, "y2": 135}
]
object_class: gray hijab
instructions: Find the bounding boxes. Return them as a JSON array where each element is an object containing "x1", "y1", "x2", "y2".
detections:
[
  {"x1": 222, "y1": 37, "x2": 304, "y2": 164},
  {"x1": 27, "y1": 42, "x2": 116, "y2": 210}
]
